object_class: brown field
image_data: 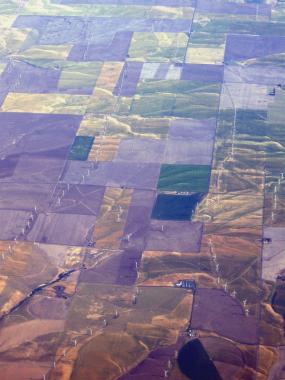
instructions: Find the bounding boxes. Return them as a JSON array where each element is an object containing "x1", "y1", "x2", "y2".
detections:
[
  {"x1": 48, "y1": 284, "x2": 192, "y2": 380},
  {"x1": 88, "y1": 137, "x2": 121, "y2": 161},
  {"x1": 93, "y1": 187, "x2": 133, "y2": 249}
]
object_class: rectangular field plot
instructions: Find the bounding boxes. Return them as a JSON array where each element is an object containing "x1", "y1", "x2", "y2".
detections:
[
  {"x1": 220, "y1": 83, "x2": 273, "y2": 111},
  {"x1": 262, "y1": 227, "x2": 285, "y2": 282},
  {"x1": 88, "y1": 137, "x2": 121, "y2": 161},
  {"x1": 146, "y1": 220, "x2": 203, "y2": 253},
  {"x1": 0, "y1": 112, "x2": 81, "y2": 159},
  {"x1": 62, "y1": 160, "x2": 161, "y2": 189},
  {"x1": 191, "y1": 288, "x2": 258, "y2": 344},
  {"x1": 181, "y1": 63, "x2": 224, "y2": 82},
  {"x1": 80, "y1": 249, "x2": 125, "y2": 284},
  {"x1": 114, "y1": 138, "x2": 166, "y2": 163},
  {"x1": 169, "y1": 117, "x2": 216, "y2": 139},
  {"x1": 131, "y1": 80, "x2": 221, "y2": 118},
  {"x1": 225, "y1": 35, "x2": 285, "y2": 63},
  {"x1": 163, "y1": 138, "x2": 214, "y2": 165},
  {"x1": 140, "y1": 63, "x2": 182, "y2": 80},
  {"x1": 16, "y1": 44, "x2": 72, "y2": 60},
  {"x1": 138, "y1": 250, "x2": 210, "y2": 286},
  {"x1": 0, "y1": 183, "x2": 53, "y2": 212},
  {"x1": 128, "y1": 32, "x2": 189, "y2": 62},
  {"x1": 120, "y1": 189, "x2": 156, "y2": 252},
  {"x1": 27, "y1": 213, "x2": 96, "y2": 246},
  {"x1": 69, "y1": 31, "x2": 133, "y2": 62},
  {"x1": 49, "y1": 184, "x2": 105, "y2": 215},
  {"x1": 157, "y1": 164, "x2": 211, "y2": 192},
  {"x1": 0, "y1": 156, "x2": 66, "y2": 184},
  {"x1": 151, "y1": 193, "x2": 204, "y2": 221},
  {"x1": 113, "y1": 62, "x2": 143, "y2": 97},
  {"x1": 77, "y1": 115, "x2": 170, "y2": 139},
  {"x1": 58, "y1": 62, "x2": 102, "y2": 94},
  {"x1": 0, "y1": 60, "x2": 60, "y2": 94},
  {"x1": 1, "y1": 93, "x2": 90, "y2": 115},
  {"x1": 224, "y1": 64, "x2": 285, "y2": 86},
  {"x1": 0, "y1": 210, "x2": 31, "y2": 240},
  {"x1": 196, "y1": 0, "x2": 271, "y2": 17},
  {"x1": 93, "y1": 187, "x2": 133, "y2": 249},
  {"x1": 68, "y1": 136, "x2": 94, "y2": 161}
]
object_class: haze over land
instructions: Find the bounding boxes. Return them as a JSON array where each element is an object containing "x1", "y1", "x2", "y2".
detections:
[{"x1": 0, "y1": 0, "x2": 285, "y2": 379}]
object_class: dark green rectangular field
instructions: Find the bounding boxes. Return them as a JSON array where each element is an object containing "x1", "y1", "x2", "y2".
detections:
[
  {"x1": 68, "y1": 136, "x2": 94, "y2": 161},
  {"x1": 157, "y1": 164, "x2": 211, "y2": 192},
  {"x1": 151, "y1": 193, "x2": 205, "y2": 220}
]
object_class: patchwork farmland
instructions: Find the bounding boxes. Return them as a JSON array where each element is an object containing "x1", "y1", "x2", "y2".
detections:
[{"x1": 0, "y1": 1, "x2": 285, "y2": 380}]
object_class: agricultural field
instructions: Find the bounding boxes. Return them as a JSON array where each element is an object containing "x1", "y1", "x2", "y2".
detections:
[{"x1": 0, "y1": 0, "x2": 285, "y2": 380}]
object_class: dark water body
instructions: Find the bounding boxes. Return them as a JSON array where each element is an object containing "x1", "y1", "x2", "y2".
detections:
[
  {"x1": 272, "y1": 281, "x2": 285, "y2": 326},
  {"x1": 177, "y1": 339, "x2": 222, "y2": 380}
]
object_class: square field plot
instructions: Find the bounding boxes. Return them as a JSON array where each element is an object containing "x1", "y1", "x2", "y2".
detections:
[
  {"x1": 191, "y1": 288, "x2": 258, "y2": 345},
  {"x1": 146, "y1": 220, "x2": 203, "y2": 253},
  {"x1": 0, "y1": 210, "x2": 31, "y2": 240},
  {"x1": 151, "y1": 193, "x2": 205, "y2": 221},
  {"x1": 157, "y1": 164, "x2": 211, "y2": 192},
  {"x1": 27, "y1": 213, "x2": 96, "y2": 246}
]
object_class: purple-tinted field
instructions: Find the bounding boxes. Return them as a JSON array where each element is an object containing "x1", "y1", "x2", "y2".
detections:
[
  {"x1": 62, "y1": 161, "x2": 161, "y2": 189},
  {"x1": 28, "y1": 17, "x2": 192, "y2": 45},
  {"x1": 225, "y1": 35, "x2": 285, "y2": 62},
  {"x1": 113, "y1": 62, "x2": 143, "y2": 97},
  {"x1": 197, "y1": 0, "x2": 271, "y2": 17},
  {"x1": 69, "y1": 31, "x2": 133, "y2": 62},
  {"x1": 27, "y1": 212, "x2": 96, "y2": 246},
  {"x1": 0, "y1": 113, "x2": 81, "y2": 159},
  {"x1": 29, "y1": 297, "x2": 69, "y2": 320},
  {"x1": 0, "y1": 209, "x2": 31, "y2": 240},
  {"x1": 0, "y1": 183, "x2": 53, "y2": 211},
  {"x1": 164, "y1": 138, "x2": 214, "y2": 165},
  {"x1": 120, "y1": 189, "x2": 156, "y2": 252},
  {"x1": 191, "y1": 288, "x2": 258, "y2": 344},
  {"x1": 80, "y1": 250, "x2": 124, "y2": 284},
  {"x1": 49, "y1": 184, "x2": 105, "y2": 215},
  {"x1": 146, "y1": 220, "x2": 203, "y2": 253},
  {"x1": 169, "y1": 118, "x2": 216, "y2": 140},
  {"x1": 181, "y1": 64, "x2": 224, "y2": 83},
  {"x1": 0, "y1": 155, "x2": 19, "y2": 179},
  {"x1": 166, "y1": 118, "x2": 216, "y2": 164},
  {"x1": 12, "y1": 15, "x2": 53, "y2": 33},
  {"x1": 118, "y1": 342, "x2": 179, "y2": 379},
  {"x1": 0, "y1": 61, "x2": 60, "y2": 94},
  {"x1": 0, "y1": 156, "x2": 65, "y2": 184},
  {"x1": 115, "y1": 138, "x2": 165, "y2": 163},
  {"x1": 115, "y1": 248, "x2": 142, "y2": 285},
  {"x1": 224, "y1": 64, "x2": 285, "y2": 85}
]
